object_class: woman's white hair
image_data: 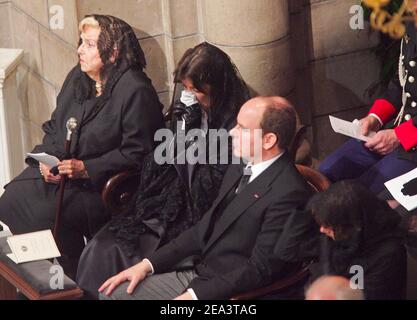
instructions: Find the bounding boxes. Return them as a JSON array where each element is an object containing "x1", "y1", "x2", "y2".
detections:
[{"x1": 79, "y1": 16, "x2": 100, "y2": 32}]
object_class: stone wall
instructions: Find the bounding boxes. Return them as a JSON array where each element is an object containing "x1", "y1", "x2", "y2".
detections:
[
  {"x1": 0, "y1": 0, "x2": 381, "y2": 162},
  {"x1": 295, "y1": 0, "x2": 381, "y2": 160},
  {"x1": 0, "y1": 0, "x2": 78, "y2": 154}
]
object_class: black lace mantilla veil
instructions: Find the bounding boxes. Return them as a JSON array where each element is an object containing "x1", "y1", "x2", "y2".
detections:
[
  {"x1": 109, "y1": 151, "x2": 229, "y2": 256},
  {"x1": 108, "y1": 117, "x2": 232, "y2": 257},
  {"x1": 74, "y1": 14, "x2": 147, "y2": 108},
  {"x1": 67, "y1": 14, "x2": 161, "y2": 162}
]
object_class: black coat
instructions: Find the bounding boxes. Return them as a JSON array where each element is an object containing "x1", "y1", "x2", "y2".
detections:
[
  {"x1": 312, "y1": 234, "x2": 407, "y2": 300},
  {"x1": 310, "y1": 202, "x2": 407, "y2": 300},
  {"x1": 148, "y1": 153, "x2": 313, "y2": 300},
  {"x1": 108, "y1": 121, "x2": 232, "y2": 255},
  {"x1": 18, "y1": 66, "x2": 165, "y2": 191}
]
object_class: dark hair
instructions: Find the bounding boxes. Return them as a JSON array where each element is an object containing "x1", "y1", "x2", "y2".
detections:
[
  {"x1": 260, "y1": 104, "x2": 296, "y2": 150},
  {"x1": 76, "y1": 15, "x2": 147, "y2": 102},
  {"x1": 173, "y1": 42, "x2": 250, "y2": 130},
  {"x1": 307, "y1": 180, "x2": 401, "y2": 242}
]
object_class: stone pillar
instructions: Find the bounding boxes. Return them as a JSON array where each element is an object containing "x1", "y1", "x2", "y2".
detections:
[
  {"x1": 306, "y1": 0, "x2": 380, "y2": 160},
  {"x1": 160, "y1": 0, "x2": 203, "y2": 110},
  {"x1": 0, "y1": 49, "x2": 25, "y2": 194},
  {"x1": 201, "y1": 0, "x2": 294, "y2": 98},
  {"x1": 0, "y1": 1, "x2": 13, "y2": 49}
]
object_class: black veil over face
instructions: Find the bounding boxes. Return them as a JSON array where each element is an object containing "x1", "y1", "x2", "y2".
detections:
[{"x1": 75, "y1": 14, "x2": 147, "y2": 103}]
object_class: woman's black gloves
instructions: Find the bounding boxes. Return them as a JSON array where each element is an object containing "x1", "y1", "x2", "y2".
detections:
[{"x1": 172, "y1": 91, "x2": 202, "y2": 132}]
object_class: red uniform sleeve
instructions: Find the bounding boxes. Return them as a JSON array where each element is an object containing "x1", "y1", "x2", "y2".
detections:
[
  {"x1": 395, "y1": 120, "x2": 417, "y2": 151},
  {"x1": 368, "y1": 99, "x2": 397, "y2": 124}
]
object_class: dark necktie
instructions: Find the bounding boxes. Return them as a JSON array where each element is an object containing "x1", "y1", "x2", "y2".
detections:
[
  {"x1": 204, "y1": 165, "x2": 253, "y2": 242},
  {"x1": 236, "y1": 165, "x2": 253, "y2": 194}
]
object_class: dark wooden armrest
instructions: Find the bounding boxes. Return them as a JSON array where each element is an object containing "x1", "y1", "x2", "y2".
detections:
[
  {"x1": 231, "y1": 265, "x2": 311, "y2": 300},
  {"x1": 0, "y1": 256, "x2": 83, "y2": 300},
  {"x1": 102, "y1": 170, "x2": 140, "y2": 216},
  {"x1": 289, "y1": 125, "x2": 308, "y2": 163},
  {"x1": 295, "y1": 165, "x2": 331, "y2": 193}
]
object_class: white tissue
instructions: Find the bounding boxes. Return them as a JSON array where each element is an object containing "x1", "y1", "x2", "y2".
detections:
[{"x1": 180, "y1": 90, "x2": 198, "y2": 107}]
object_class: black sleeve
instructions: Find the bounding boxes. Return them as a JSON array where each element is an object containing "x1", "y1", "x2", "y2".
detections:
[
  {"x1": 363, "y1": 243, "x2": 407, "y2": 300},
  {"x1": 26, "y1": 66, "x2": 78, "y2": 166},
  {"x1": 83, "y1": 85, "x2": 164, "y2": 191},
  {"x1": 273, "y1": 207, "x2": 321, "y2": 263},
  {"x1": 147, "y1": 224, "x2": 202, "y2": 274}
]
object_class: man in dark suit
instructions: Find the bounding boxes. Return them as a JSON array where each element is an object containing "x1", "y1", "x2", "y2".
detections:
[{"x1": 99, "y1": 96, "x2": 313, "y2": 300}]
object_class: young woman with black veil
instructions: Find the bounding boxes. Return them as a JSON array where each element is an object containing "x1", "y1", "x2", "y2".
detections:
[
  {"x1": 307, "y1": 180, "x2": 407, "y2": 300},
  {"x1": 0, "y1": 15, "x2": 165, "y2": 278},
  {"x1": 76, "y1": 42, "x2": 251, "y2": 299}
]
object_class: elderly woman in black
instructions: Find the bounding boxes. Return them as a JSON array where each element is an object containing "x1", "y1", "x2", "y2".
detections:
[
  {"x1": 0, "y1": 15, "x2": 165, "y2": 277},
  {"x1": 76, "y1": 42, "x2": 250, "y2": 299},
  {"x1": 307, "y1": 180, "x2": 407, "y2": 300}
]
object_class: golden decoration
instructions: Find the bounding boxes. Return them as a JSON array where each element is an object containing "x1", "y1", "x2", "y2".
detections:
[{"x1": 362, "y1": 0, "x2": 417, "y2": 39}]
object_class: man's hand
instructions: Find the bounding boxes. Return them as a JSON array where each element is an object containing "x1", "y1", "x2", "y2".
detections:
[
  {"x1": 98, "y1": 260, "x2": 152, "y2": 297},
  {"x1": 365, "y1": 129, "x2": 400, "y2": 155},
  {"x1": 174, "y1": 292, "x2": 193, "y2": 300},
  {"x1": 57, "y1": 159, "x2": 89, "y2": 180},
  {"x1": 359, "y1": 115, "x2": 382, "y2": 136},
  {"x1": 40, "y1": 163, "x2": 61, "y2": 184},
  {"x1": 387, "y1": 199, "x2": 400, "y2": 210}
]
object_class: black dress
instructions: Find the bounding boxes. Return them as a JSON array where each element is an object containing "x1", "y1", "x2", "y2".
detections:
[
  {"x1": 76, "y1": 119, "x2": 232, "y2": 299},
  {"x1": 0, "y1": 65, "x2": 165, "y2": 277}
]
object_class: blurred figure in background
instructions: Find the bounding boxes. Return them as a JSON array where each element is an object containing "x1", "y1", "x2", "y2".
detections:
[{"x1": 305, "y1": 275, "x2": 364, "y2": 300}]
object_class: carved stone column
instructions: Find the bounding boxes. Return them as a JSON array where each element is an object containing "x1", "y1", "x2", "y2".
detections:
[
  {"x1": 0, "y1": 49, "x2": 25, "y2": 196},
  {"x1": 200, "y1": 0, "x2": 294, "y2": 97}
]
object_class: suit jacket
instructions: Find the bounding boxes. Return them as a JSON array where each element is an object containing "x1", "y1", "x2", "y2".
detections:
[
  {"x1": 148, "y1": 152, "x2": 313, "y2": 299},
  {"x1": 12, "y1": 65, "x2": 165, "y2": 192}
]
